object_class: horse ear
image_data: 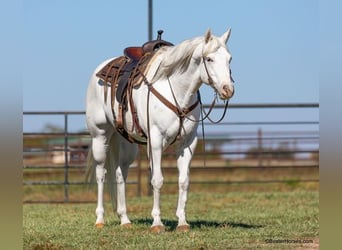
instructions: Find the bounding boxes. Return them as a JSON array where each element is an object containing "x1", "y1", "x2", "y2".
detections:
[
  {"x1": 221, "y1": 28, "x2": 231, "y2": 44},
  {"x1": 204, "y1": 29, "x2": 212, "y2": 43}
]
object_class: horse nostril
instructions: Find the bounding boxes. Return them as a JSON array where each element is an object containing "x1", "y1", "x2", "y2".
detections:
[
  {"x1": 223, "y1": 85, "x2": 234, "y2": 97},
  {"x1": 223, "y1": 85, "x2": 230, "y2": 94}
]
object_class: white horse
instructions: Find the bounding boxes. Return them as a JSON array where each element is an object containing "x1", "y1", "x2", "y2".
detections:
[{"x1": 86, "y1": 28, "x2": 234, "y2": 232}]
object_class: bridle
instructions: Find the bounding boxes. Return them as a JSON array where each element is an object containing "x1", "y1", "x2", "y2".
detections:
[
  {"x1": 202, "y1": 55, "x2": 215, "y2": 87},
  {"x1": 197, "y1": 55, "x2": 230, "y2": 124}
]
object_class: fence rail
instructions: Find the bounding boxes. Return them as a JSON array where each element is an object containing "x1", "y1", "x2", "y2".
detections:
[{"x1": 23, "y1": 103, "x2": 319, "y2": 203}]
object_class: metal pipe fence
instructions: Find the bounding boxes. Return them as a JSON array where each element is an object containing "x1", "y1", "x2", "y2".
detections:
[{"x1": 23, "y1": 103, "x2": 319, "y2": 203}]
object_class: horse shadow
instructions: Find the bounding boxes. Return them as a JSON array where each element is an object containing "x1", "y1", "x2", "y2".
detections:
[{"x1": 133, "y1": 218, "x2": 262, "y2": 231}]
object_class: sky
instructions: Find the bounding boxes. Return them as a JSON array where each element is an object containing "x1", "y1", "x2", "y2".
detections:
[{"x1": 22, "y1": 0, "x2": 319, "y2": 132}]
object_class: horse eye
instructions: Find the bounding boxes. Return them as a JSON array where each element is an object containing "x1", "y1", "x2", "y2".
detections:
[{"x1": 206, "y1": 57, "x2": 213, "y2": 62}]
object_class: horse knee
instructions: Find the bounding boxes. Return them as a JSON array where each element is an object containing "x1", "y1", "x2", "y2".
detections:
[
  {"x1": 178, "y1": 176, "x2": 189, "y2": 190},
  {"x1": 151, "y1": 176, "x2": 164, "y2": 190},
  {"x1": 116, "y1": 168, "x2": 125, "y2": 184},
  {"x1": 96, "y1": 167, "x2": 107, "y2": 182}
]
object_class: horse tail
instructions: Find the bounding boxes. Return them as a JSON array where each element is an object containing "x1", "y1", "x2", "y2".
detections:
[
  {"x1": 85, "y1": 145, "x2": 96, "y2": 186},
  {"x1": 85, "y1": 135, "x2": 118, "y2": 213}
]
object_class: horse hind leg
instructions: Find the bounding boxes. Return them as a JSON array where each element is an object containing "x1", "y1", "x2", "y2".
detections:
[
  {"x1": 90, "y1": 132, "x2": 113, "y2": 228},
  {"x1": 115, "y1": 137, "x2": 138, "y2": 226}
]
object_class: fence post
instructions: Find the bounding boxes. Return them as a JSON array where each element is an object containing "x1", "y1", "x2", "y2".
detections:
[
  {"x1": 258, "y1": 128, "x2": 263, "y2": 167},
  {"x1": 64, "y1": 113, "x2": 69, "y2": 202},
  {"x1": 137, "y1": 146, "x2": 142, "y2": 197}
]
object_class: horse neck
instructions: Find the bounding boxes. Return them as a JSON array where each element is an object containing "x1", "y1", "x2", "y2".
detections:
[{"x1": 167, "y1": 58, "x2": 202, "y2": 108}]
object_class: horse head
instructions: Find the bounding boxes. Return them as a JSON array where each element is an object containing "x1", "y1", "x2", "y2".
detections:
[{"x1": 201, "y1": 28, "x2": 235, "y2": 100}]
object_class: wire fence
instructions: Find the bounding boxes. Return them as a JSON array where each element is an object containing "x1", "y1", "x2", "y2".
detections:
[{"x1": 23, "y1": 103, "x2": 319, "y2": 203}]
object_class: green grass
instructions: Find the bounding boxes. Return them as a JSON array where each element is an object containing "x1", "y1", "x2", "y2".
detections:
[{"x1": 23, "y1": 191, "x2": 319, "y2": 249}]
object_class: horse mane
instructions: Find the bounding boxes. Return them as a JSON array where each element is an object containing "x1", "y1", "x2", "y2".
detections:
[{"x1": 151, "y1": 35, "x2": 224, "y2": 82}]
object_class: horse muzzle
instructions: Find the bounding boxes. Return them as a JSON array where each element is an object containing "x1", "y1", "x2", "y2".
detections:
[{"x1": 219, "y1": 84, "x2": 234, "y2": 100}]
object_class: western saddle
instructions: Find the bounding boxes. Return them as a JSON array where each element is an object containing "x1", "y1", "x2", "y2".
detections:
[{"x1": 96, "y1": 30, "x2": 173, "y2": 143}]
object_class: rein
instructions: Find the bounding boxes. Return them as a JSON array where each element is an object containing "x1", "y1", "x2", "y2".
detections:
[{"x1": 200, "y1": 94, "x2": 229, "y2": 124}]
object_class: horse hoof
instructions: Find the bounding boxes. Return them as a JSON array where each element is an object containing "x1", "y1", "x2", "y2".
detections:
[
  {"x1": 121, "y1": 223, "x2": 132, "y2": 228},
  {"x1": 176, "y1": 225, "x2": 190, "y2": 232},
  {"x1": 95, "y1": 223, "x2": 105, "y2": 229},
  {"x1": 150, "y1": 225, "x2": 165, "y2": 234}
]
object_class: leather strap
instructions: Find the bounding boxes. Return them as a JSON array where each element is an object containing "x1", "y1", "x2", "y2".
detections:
[
  {"x1": 148, "y1": 84, "x2": 199, "y2": 143},
  {"x1": 202, "y1": 56, "x2": 214, "y2": 87},
  {"x1": 148, "y1": 85, "x2": 199, "y2": 117}
]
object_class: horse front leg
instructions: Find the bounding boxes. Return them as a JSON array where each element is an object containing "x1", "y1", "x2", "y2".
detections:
[
  {"x1": 148, "y1": 138, "x2": 165, "y2": 233},
  {"x1": 175, "y1": 136, "x2": 198, "y2": 232}
]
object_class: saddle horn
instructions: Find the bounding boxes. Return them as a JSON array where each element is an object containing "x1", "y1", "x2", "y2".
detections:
[{"x1": 157, "y1": 30, "x2": 164, "y2": 40}]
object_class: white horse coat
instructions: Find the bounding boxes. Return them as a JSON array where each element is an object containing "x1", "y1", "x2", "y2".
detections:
[{"x1": 86, "y1": 29, "x2": 234, "y2": 232}]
